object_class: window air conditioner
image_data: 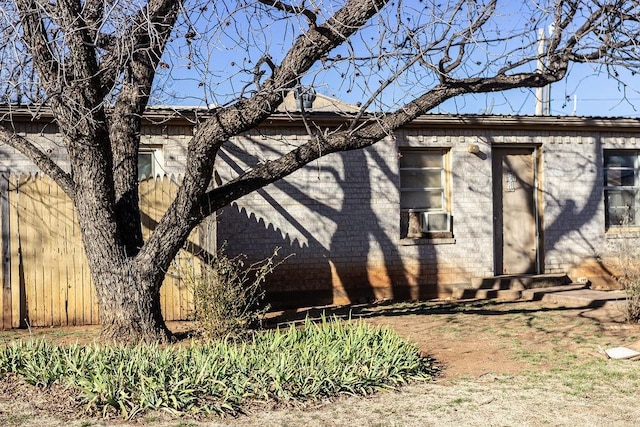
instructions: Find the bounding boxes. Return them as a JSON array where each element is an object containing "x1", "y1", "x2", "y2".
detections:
[{"x1": 421, "y1": 212, "x2": 450, "y2": 233}]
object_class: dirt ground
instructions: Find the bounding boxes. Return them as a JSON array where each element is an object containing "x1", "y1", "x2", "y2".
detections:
[
  {"x1": 267, "y1": 298, "x2": 639, "y2": 377},
  {"x1": 2, "y1": 298, "x2": 640, "y2": 426}
]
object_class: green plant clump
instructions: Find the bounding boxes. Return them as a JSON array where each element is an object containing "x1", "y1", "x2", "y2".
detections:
[{"x1": 0, "y1": 317, "x2": 437, "y2": 419}]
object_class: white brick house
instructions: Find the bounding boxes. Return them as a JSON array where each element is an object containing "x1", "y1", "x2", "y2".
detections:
[
  {"x1": 2, "y1": 104, "x2": 640, "y2": 309},
  {"x1": 217, "y1": 114, "x2": 640, "y2": 307}
]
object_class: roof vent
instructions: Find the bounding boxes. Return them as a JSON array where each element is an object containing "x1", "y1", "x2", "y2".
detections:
[{"x1": 294, "y1": 86, "x2": 316, "y2": 111}]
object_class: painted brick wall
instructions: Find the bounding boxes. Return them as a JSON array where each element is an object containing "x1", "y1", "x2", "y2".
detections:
[
  {"x1": 217, "y1": 126, "x2": 505, "y2": 306},
  {"x1": 217, "y1": 124, "x2": 640, "y2": 307},
  {"x1": 541, "y1": 133, "x2": 604, "y2": 275},
  {"x1": 4, "y1": 111, "x2": 639, "y2": 306},
  {"x1": 0, "y1": 120, "x2": 190, "y2": 176},
  {"x1": 215, "y1": 129, "x2": 404, "y2": 306}
]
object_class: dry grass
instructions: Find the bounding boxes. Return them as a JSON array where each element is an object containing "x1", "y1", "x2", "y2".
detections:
[{"x1": 2, "y1": 299, "x2": 640, "y2": 426}]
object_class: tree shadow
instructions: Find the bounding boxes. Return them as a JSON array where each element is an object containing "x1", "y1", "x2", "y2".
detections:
[
  {"x1": 264, "y1": 297, "x2": 624, "y2": 329},
  {"x1": 217, "y1": 120, "x2": 614, "y2": 316},
  {"x1": 217, "y1": 139, "x2": 419, "y2": 309}
]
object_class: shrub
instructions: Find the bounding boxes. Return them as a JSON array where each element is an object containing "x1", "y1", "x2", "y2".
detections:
[
  {"x1": 605, "y1": 233, "x2": 640, "y2": 323},
  {"x1": 0, "y1": 317, "x2": 439, "y2": 419},
  {"x1": 184, "y1": 247, "x2": 285, "y2": 339}
]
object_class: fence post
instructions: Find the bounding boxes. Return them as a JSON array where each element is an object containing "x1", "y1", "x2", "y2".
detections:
[{"x1": 1, "y1": 174, "x2": 10, "y2": 328}]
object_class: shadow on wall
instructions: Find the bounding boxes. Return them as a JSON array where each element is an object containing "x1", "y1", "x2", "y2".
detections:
[
  {"x1": 541, "y1": 137, "x2": 615, "y2": 285},
  {"x1": 217, "y1": 145, "x2": 430, "y2": 309}
]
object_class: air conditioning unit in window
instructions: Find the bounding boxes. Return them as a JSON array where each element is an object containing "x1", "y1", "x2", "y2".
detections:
[{"x1": 421, "y1": 212, "x2": 450, "y2": 233}]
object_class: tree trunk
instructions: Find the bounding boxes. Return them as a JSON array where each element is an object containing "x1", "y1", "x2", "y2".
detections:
[
  {"x1": 64, "y1": 119, "x2": 171, "y2": 343},
  {"x1": 72, "y1": 184, "x2": 172, "y2": 343},
  {"x1": 95, "y1": 261, "x2": 172, "y2": 343},
  {"x1": 76, "y1": 211, "x2": 171, "y2": 343}
]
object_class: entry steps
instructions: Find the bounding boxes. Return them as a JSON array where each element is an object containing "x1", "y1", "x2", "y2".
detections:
[{"x1": 451, "y1": 274, "x2": 587, "y2": 301}]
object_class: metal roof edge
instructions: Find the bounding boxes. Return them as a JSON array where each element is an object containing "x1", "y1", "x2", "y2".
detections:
[
  {"x1": 404, "y1": 114, "x2": 640, "y2": 131},
  {"x1": 3, "y1": 104, "x2": 640, "y2": 132}
]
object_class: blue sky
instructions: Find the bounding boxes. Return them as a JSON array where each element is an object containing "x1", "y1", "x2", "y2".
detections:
[
  {"x1": 431, "y1": 66, "x2": 640, "y2": 118},
  {"x1": 154, "y1": 1, "x2": 640, "y2": 119},
  {"x1": 162, "y1": 60, "x2": 640, "y2": 118}
]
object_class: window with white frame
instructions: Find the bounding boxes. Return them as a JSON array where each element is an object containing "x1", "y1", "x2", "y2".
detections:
[
  {"x1": 604, "y1": 150, "x2": 640, "y2": 228},
  {"x1": 399, "y1": 149, "x2": 451, "y2": 238},
  {"x1": 138, "y1": 146, "x2": 163, "y2": 180}
]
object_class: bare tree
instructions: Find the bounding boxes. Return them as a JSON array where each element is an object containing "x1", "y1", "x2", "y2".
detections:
[{"x1": 0, "y1": 0, "x2": 638, "y2": 342}]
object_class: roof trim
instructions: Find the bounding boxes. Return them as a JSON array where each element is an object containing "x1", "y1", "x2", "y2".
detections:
[
  {"x1": 2, "y1": 105, "x2": 640, "y2": 132},
  {"x1": 404, "y1": 114, "x2": 640, "y2": 132}
]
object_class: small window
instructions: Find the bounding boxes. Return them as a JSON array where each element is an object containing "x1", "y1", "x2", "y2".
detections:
[
  {"x1": 138, "y1": 146, "x2": 163, "y2": 180},
  {"x1": 604, "y1": 150, "x2": 640, "y2": 228},
  {"x1": 138, "y1": 152, "x2": 154, "y2": 180},
  {"x1": 399, "y1": 149, "x2": 451, "y2": 238}
]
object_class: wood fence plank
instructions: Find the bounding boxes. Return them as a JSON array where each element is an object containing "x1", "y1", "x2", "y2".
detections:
[
  {"x1": 29, "y1": 175, "x2": 42, "y2": 326},
  {"x1": 171, "y1": 177, "x2": 187, "y2": 320},
  {"x1": 23, "y1": 175, "x2": 35, "y2": 325},
  {"x1": 64, "y1": 185, "x2": 75, "y2": 324},
  {"x1": 36, "y1": 176, "x2": 48, "y2": 326},
  {"x1": 67, "y1": 191, "x2": 84, "y2": 325},
  {"x1": 163, "y1": 177, "x2": 176, "y2": 320},
  {"x1": 28, "y1": 175, "x2": 40, "y2": 326},
  {"x1": 9, "y1": 175, "x2": 22, "y2": 328},
  {"x1": 72, "y1": 190, "x2": 81, "y2": 324},
  {"x1": 66, "y1": 194, "x2": 76, "y2": 324},
  {"x1": 59, "y1": 181, "x2": 70, "y2": 325},
  {"x1": 47, "y1": 176, "x2": 58, "y2": 325},
  {"x1": 21, "y1": 175, "x2": 38, "y2": 326},
  {"x1": 1, "y1": 174, "x2": 10, "y2": 329},
  {"x1": 39, "y1": 176, "x2": 53, "y2": 326},
  {"x1": 156, "y1": 177, "x2": 169, "y2": 320},
  {"x1": 51, "y1": 177, "x2": 62, "y2": 325},
  {"x1": 51, "y1": 178, "x2": 64, "y2": 325},
  {"x1": 140, "y1": 178, "x2": 152, "y2": 240},
  {"x1": 56, "y1": 182, "x2": 69, "y2": 325},
  {"x1": 181, "y1": 178, "x2": 194, "y2": 320}
]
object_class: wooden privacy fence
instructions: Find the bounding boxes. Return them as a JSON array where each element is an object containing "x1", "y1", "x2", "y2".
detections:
[{"x1": 0, "y1": 174, "x2": 206, "y2": 329}]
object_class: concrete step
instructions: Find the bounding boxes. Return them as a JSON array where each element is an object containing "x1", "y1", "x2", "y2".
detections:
[
  {"x1": 453, "y1": 285, "x2": 586, "y2": 302},
  {"x1": 452, "y1": 287, "x2": 521, "y2": 300},
  {"x1": 470, "y1": 273, "x2": 571, "y2": 291},
  {"x1": 452, "y1": 278, "x2": 627, "y2": 308},
  {"x1": 474, "y1": 288, "x2": 522, "y2": 301},
  {"x1": 538, "y1": 288, "x2": 627, "y2": 308},
  {"x1": 452, "y1": 273, "x2": 581, "y2": 301},
  {"x1": 521, "y1": 283, "x2": 589, "y2": 301}
]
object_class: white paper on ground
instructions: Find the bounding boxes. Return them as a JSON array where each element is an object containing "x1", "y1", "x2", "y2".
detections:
[{"x1": 605, "y1": 347, "x2": 640, "y2": 360}]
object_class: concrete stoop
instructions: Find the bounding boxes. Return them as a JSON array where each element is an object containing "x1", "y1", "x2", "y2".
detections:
[
  {"x1": 452, "y1": 273, "x2": 582, "y2": 301},
  {"x1": 520, "y1": 284, "x2": 590, "y2": 301},
  {"x1": 536, "y1": 288, "x2": 628, "y2": 308}
]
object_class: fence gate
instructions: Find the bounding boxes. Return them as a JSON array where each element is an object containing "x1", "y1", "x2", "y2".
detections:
[{"x1": 0, "y1": 174, "x2": 203, "y2": 329}]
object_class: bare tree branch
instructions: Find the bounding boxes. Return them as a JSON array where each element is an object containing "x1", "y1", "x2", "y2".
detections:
[
  {"x1": 195, "y1": 66, "x2": 569, "y2": 219},
  {"x1": 439, "y1": 0, "x2": 497, "y2": 77},
  {"x1": 135, "y1": 0, "x2": 391, "y2": 273},
  {"x1": 0, "y1": 123, "x2": 75, "y2": 196},
  {"x1": 14, "y1": 0, "x2": 60, "y2": 90},
  {"x1": 258, "y1": 0, "x2": 318, "y2": 27}
]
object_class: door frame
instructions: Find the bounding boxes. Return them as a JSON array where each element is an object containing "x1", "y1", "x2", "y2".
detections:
[{"x1": 492, "y1": 145, "x2": 543, "y2": 275}]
